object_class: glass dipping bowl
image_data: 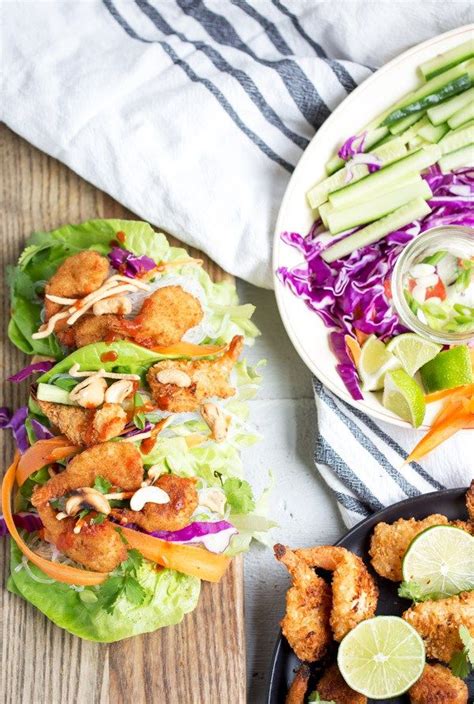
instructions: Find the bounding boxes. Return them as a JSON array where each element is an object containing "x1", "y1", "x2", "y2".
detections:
[{"x1": 391, "y1": 226, "x2": 474, "y2": 345}]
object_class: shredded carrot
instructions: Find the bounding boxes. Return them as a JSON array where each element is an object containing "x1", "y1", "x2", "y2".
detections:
[
  {"x1": 152, "y1": 341, "x2": 227, "y2": 357},
  {"x1": 16, "y1": 437, "x2": 79, "y2": 486},
  {"x1": 354, "y1": 328, "x2": 369, "y2": 347},
  {"x1": 345, "y1": 335, "x2": 362, "y2": 366},
  {"x1": 406, "y1": 398, "x2": 474, "y2": 464}
]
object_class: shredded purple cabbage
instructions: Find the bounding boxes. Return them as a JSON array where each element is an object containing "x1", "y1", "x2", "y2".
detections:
[
  {"x1": 108, "y1": 246, "x2": 156, "y2": 278},
  {"x1": 8, "y1": 360, "x2": 55, "y2": 383},
  {"x1": 121, "y1": 421, "x2": 153, "y2": 438},
  {"x1": 30, "y1": 419, "x2": 54, "y2": 441},
  {"x1": 0, "y1": 407, "x2": 29, "y2": 453},
  {"x1": 148, "y1": 520, "x2": 234, "y2": 542},
  {"x1": 0, "y1": 512, "x2": 43, "y2": 537},
  {"x1": 338, "y1": 131, "x2": 367, "y2": 161},
  {"x1": 277, "y1": 167, "x2": 474, "y2": 400}
]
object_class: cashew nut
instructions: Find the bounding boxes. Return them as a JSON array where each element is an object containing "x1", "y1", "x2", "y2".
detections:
[
  {"x1": 129, "y1": 486, "x2": 170, "y2": 511},
  {"x1": 65, "y1": 488, "x2": 111, "y2": 516},
  {"x1": 198, "y1": 487, "x2": 227, "y2": 515},
  {"x1": 69, "y1": 375, "x2": 107, "y2": 408},
  {"x1": 200, "y1": 402, "x2": 230, "y2": 442},
  {"x1": 156, "y1": 369, "x2": 192, "y2": 387},
  {"x1": 104, "y1": 379, "x2": 135, "y2": 404},
  {"x1": 92, "y1": 295, "x2": 132, "y2": 316},
  {"x1": 146, "y1": 464, "x2": 165, "y2": 482}
]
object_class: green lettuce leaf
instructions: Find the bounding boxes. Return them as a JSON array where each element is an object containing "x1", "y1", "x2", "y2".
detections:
[{"x1": 8, "y1": 541, "x2": 200, "y2": 642}]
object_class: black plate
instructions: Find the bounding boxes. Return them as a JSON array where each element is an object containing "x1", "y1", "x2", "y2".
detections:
[{"x1": 267, "y1": 488, "x2": 473, "y2": 704}]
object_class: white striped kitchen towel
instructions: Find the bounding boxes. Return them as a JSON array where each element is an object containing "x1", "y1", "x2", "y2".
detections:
[{"x1": 1, "y1": 0, "x2": 471, "y2": 287}]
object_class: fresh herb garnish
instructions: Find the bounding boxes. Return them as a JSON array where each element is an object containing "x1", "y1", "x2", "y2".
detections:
[
  {"x1": 91, "y1": 513, "x2": 107, "y2": 525},
  {"x1": 96, "y1": 548, "x2": 146, "y2": 613},
  {"x1": 93, "y1": 476, "x2": 112, "y2": 494},
  {"x1": 223, "y1": 477, "x2": 255, "y2": 514},
  {"x1": 77, "y1": 508, "x2": 91, "y2": 521},
  {"x1": 308, "y1": 693, "x2": 335, "y2": 704},
  {"x1": 134, "y1": 412, "x2": 146, "y2": 430},
  {"x1": 450, "y1": 626, "x2": 474, "y2": 678}
]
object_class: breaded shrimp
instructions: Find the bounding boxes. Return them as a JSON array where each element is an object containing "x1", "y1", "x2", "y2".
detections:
[
  {"x1": 285, "y1": 664, "x2": 310, "y2": 704},
  {"x1": 274, "y1": 544, "x2": 332, "y2": 663},
  {"x1": 403, "y1": 591, "x2": 474, "y2": 662},
  {"x1": 72, "y1": 314, "x2": 122, "y2": 348},
  {"x1": 113, "y1": 475, "x2": 199, "y2": 531},
  {"x1": 31, "y1": 442, "x2": 144, "y2": 506},
  {"x1": 148, "y1": 335, "x2": 243, "y2": 412},
  {"x1": 466, "y1": 480, "x2": 474, "y2": 521},
  {"x1": 37, "y1": 400, "x2": 127, "y2": 446},
  {"x1": 409, "y1": 664, "x2": 468, "y2": 704},
  {"x1": 317, "y1": 664, "x2": 367, "y2": 704},
  {"x1": 369, "y1": 514, "x2": 450, "y2": 581},
  {"x1": 296, "y1": 546, "x2": 378, "y2": 642},
  {"x1": 116, "y1": 286, "x2": 203, "y2": 347}
]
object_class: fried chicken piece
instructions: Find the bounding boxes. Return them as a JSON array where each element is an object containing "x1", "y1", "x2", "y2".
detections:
[
  {"x1": 37, "y1": 502, "x2": 126, "y2": 572},
  {"x1": 148, "y1": 335, "x2": 243, "y2": 412},
  {"x1": 409, "y1": 664, "x2": 468, "y2": 704},
  {"x1": 72, "y1": 314, "x2": 122, "y2": 348},
  {"x1": 317, "y1": 664, "x2": 367, "y2": 704},
  {"x1": 286, "y1": 664, "x2": 310, "y2": 704},
  {"x1": 113, "y1": 475, "x2": 199, "y2": 531},
  {"x1": 37, "y1": 400, "x2": 127, "y2": 446},
  {"x1": 296, "y1": 546, "x2": 378, "y2": 642},
  {"x1": 31, "y1": 442, "x2": 144, "y2": 506},
  {"x1": 274, "y1": 544, "x2": 332, "y2": 663},
  {"x1": 369, "y1": 514, "x2": 450, "y2": 581},
  {"x1": 403, "y1": 591, "x2": 474, "y2": 662}
]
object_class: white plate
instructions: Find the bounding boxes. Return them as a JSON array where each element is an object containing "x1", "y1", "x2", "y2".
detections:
[{"x1": 273, "y1": 25, "x2": 474, "y2": 430}]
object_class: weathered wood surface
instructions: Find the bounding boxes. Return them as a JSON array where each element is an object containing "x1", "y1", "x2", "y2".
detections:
[{"x1": 0, "y1": 124, "x2": 245, "y2": 704}]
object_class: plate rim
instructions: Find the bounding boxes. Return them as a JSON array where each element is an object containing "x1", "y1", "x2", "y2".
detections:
[
  {"x1": 272, "y1": 24, "x2": 474, "y2": 429},
  {"x1": 266, "y1": 486, "x2": 470, "y2": 703}
]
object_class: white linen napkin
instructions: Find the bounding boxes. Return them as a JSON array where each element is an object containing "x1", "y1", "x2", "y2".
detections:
[{"x1": 1, "y1": 0, "x2": 471, "y2": 287}]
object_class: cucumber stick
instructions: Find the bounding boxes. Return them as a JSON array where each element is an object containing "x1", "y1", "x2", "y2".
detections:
[
  {"x1": 439, "y1": 144, "x2": 474, "y2": 173},
  {"x1": 397, "y1": 116, "x2": 431, "y2": 144},
  {"x1": 307, "y1": 138, "x2": 407, "y2": 209},
  {"x1": 328, "y1": 145, "x2": 440, "y2": 210},
  {"x1": 417, "y1": 122, "x2": 450, "y2": 143},
  {"x1": 389, "y1": 111, "x2": 425, "y2": 135},
  {"x1": 448, "y1": 101, "x2": 474, "y2": 129},
  {"x1": 37, "y1": 383, "x2": 76, "y2": 405},
  {"x1": 420, "y1": 38, "x2": 474, "y2": 81},
  {"x1": 318, "y1": 201, "x2": 333, "y2": 228},
  {"x1": 325, "y1": 126, "x2": 389, "y2": 175},
  {"x1": 326, "y1": 180, "x2": 432, "y2": 235},
  {"x1": 321, "y1": 198, "x2": 431, "y2": 263},
  {"x1": 427, "y1": 87, "x2": 474, "y2": 124},
  {"x1": 439, "y1": 123, "x2": 474, "y2": 155}
]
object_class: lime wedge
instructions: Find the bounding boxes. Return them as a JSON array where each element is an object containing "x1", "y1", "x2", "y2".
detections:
[
  {"x1": 383, "y1": 369, "x2": 426, "y2": 427},
  {"x1": 358, "y1": 335, "x2": 401, "y2": 391},
  {"x1": 337, "y1": 616, "x2": 425, "y2": 699},
  {"x1": 386, "y1": 333, "x2": 442, "y2": 376},
  {"x1": 402, "y1": 525, "x2": 474, "y2": 599},
  {"x1": 420, "y1": 345, "x2": 472, "y2": 393}
]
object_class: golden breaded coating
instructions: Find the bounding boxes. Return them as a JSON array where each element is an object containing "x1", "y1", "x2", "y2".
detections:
[
  {"x1": 117, "y1": 286, "x2": 203, "y2": 347},
  {"x1": 113, "y1": 475, "x2": 198, "y2": 532},
  {"x1": 285, "y1": 664, "x2": 310, "y2": 704},
  {"x1": 31, "y1": 442, "x2": 144, "y2": 506},
  {"x1": 369, "y1": 515, "x2": 449, "y2": 581},
  {"x1": 317, "y1": 664, "x2": 367, "y2": 704},
  {"x1": 37, "y1": 502, "x2": 126, "y2": 572},
  {"x1": 403, "y1": 591, "x2": 474, "y2": 662},
  {"x1": 72, "y1": 314, "x2": 122, "y2": 348},
  {"x1": 148, "y1": 335, "x2": 243, "y2": 412},
  {"x1": 409, "y1": 664, "x2": 468, "y2": 704},
  {"x1": 296, "y1": 546, "x2": 378, "y2": 642},
  {"x1": 274, "y1": 544, "x2": 332, "y2": 663},
  {"x1": 466, "y1": 481, "x2": 474, "y2": 521},
  {"x1": 37, "y1": 400, "x2": 127, "y2": 446}
]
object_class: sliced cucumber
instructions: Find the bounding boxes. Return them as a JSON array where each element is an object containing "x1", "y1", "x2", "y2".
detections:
[
  {"x1": 307, "y1": 138, "x2": 407, "y2": 209},
  {"x1": 325, "y1": 126, "x2": 390, "y2": 175},
  {"x1": 321, "y1": 198, "x2": 431, "y2": 263},
  {"x1": 37, "y1": 383, "x2": 76, "y2": 405},
  {"x1": 420, "y1": 38, "x2": 474, "y2": 81},
  {"x1": 389, "y1": 111, "x2": 425, "y2": 135},
  {"x1": 328, "y1": 145, "x2": 440, "y2": 210},
  {"x1": 448, "y1": 101, "x2": 474, "y2": 129},
  {"x1": 326, "y1": 180, "x2": 432, "y2": 235},
  {"x1": 439, "y1": 123, "x2": 474, "y2": 155},
  {"x1": 318, "y1": 201, "x2": 333, "y2": 229},
  {"x1": 427, "y1": 87, "x2": 474, "y2": 125},
  {"x1": 396, "y1": 116, "x2": 431, "y2": 144},
  {"x1": 439, "y1": 144, "x2": 474, "y2": 173},
  {"x1": 408, "y1": 135, "x2": 429, "y2": 150},
  {"x1": 418, "y1": 122, "x2": 450, "y2": 143}
]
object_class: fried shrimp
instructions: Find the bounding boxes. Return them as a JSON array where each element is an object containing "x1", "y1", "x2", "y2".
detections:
[
  {"x1": 285, "y1": 664, "x2": 310, "y2": 704},
  {"x1": 148, "y1": 335, "x2": 243, "y2": 412},
  {"x1": 72, "y1": 314, "x2": 121, "y2": 347},
  {"x1": 113, "y1": 475, "x2": 198, "y2": 532},
  {"x1": 369, "y1": 514, "x2": 450, "y2": 581},
  {"x1": 317, "y1": 664, "x2": 367, "y2": 704},
  {"x1": 37, "y1": 400, "x2": 127, "y2": 446},
  {"x1": 274, "y1": 544, "x2": 332, "y2": 663},
  {"x1": 408, "y1": 664, "x2": 468, "y2": 704},
  {"x1": 296, "y1": 546, "x2": 378, "y2": 642},
  {"x1": 403, "y1": 591, "x2": 474, "y2": 662}
]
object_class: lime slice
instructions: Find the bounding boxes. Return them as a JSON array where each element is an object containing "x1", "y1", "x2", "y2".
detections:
[
  {"x1": 383, "y1": 369, "x2": 426, "y2": 427},
  {"x1": 337, "y1": 616, "x2": 425, "y2": 699},
  {"x1": 402, "y1": 525, "x2": 474, "y2": 599},
  {"x1": 420, "y1": 345, "x2": 472, "y2": 393},
  {"x1": 386, "y1": 333, "x2": 442, "y2": 376},
  {"x1": 358, "y1": 335, "x2": 401, "y2": 391}
]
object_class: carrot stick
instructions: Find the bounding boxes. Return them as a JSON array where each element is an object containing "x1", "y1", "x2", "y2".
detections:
[
  {"x1": 16, "y1": 437, "x2": 79, "y2": 486},
  {"x1": 406, "y1": 406, "x2": 474, "y2": 463},
  {"x1": 151, "y1": 342, "x2": 227, "y2": 357},
  {"x1": 345, "y1": 335, "x2": 361, "y2": 366},
  {"x1": 425, "y1": 383, "x2": 474, "y2": 403}
]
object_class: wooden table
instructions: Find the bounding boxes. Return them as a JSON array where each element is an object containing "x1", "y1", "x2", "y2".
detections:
[{"x1": 0, "y1": 125, "x2": 245, "y2": 704}]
